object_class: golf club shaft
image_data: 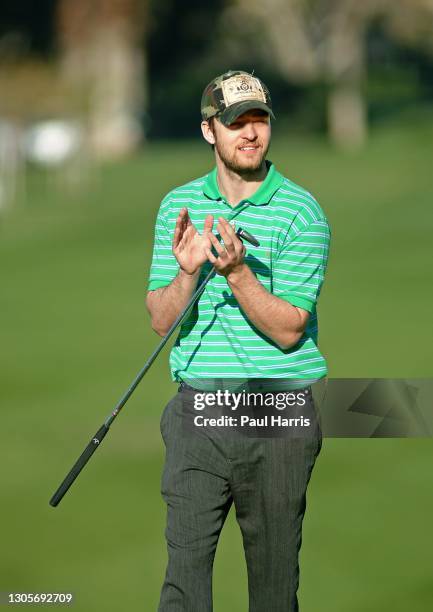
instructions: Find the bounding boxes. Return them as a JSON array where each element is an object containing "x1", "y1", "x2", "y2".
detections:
[
  {"x1": 49, "y1": 228, "x2": 259, "y2": 507},
  {"x1": 49, "y1": 267, "x2": 213, "y2": 508}
]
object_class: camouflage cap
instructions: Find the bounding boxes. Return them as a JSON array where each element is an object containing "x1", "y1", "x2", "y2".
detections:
[{"x1": 201, "y1": 70, "x2": 275, "y2": 126}]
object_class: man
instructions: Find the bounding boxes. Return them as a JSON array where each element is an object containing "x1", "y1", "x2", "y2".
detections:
[{"x1": 146, "y1": 70, "x2": 331, "y2": 612}]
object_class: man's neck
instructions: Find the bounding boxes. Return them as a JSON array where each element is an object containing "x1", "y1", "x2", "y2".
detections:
[{"x1": 215, "y1": 158, "x2": 268, "y2": 208}]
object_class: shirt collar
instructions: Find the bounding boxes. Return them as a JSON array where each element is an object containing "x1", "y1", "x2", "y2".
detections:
[{"x1": 202, "y1": 160, "x2": 284, "y2": 206}]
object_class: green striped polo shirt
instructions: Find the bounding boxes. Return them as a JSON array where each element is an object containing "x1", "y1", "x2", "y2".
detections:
[{"x1": 147, "y1": 160, "x2": 331, "y2": 389}]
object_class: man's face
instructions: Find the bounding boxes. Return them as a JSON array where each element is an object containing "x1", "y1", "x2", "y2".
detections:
[{"x1": 205, "y1": 109, "x2": 271, "y2": 175}]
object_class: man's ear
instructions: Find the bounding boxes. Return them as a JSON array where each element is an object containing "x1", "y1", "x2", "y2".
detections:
[{"x1": 201, "y1": 120, "x2": 216, "y2": 146}]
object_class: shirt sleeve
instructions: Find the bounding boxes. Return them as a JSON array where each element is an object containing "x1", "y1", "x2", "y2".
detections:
[
  {"x1": 272, "y1": 218, "x2": 331, "y2": 313},
  {"x1": 147, "y1": 199, "x2": 179, "y2": 291}
]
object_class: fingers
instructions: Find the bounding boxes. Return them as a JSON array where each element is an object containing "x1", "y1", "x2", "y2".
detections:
[
  {"x1": 173, "y1": 208, "x2": 189, "y2": 249},
  {"x1": 217, "y1": 217, "x2": 236, "y2": 255},
  {"x1": 208, "y1": 231, "x2": 226, "y2": 256},
  {"x1": 206, "y1": 231, "x2": 226, "y2": 271},
  {"x1": 205, "y1": 245, "x2": 218, "y2": 266},
  {"x1": 203, "y1": 214, "x2": 214, "y2": 233}
]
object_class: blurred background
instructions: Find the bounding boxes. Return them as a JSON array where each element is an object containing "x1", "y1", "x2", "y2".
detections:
[{"x1": 1, "y1": 1, "x2": 432, "y2": 611}]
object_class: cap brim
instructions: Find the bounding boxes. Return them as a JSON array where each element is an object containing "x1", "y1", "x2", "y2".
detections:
[{"x1": 218, "y1": 100, "x2": 275, "y2": 126}]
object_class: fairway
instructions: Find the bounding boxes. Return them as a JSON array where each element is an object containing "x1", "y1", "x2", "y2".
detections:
[{"x1": 1, "y1": 112, "x2": 432, "y2": 611}]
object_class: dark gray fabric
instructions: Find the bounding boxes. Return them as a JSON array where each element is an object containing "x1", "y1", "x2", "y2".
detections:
[{"x1": 158, "y1": 387, "x2": 322, "y2": 612}]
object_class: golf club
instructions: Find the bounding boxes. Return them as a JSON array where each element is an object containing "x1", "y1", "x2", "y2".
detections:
[{"x1": 49, "y1": 227, "x2": 260, "y2": 507}]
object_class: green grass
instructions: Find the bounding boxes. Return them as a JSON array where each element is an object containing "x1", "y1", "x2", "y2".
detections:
[{"x1": 1, "y1": 112, "x2": 433, "y2": 611}]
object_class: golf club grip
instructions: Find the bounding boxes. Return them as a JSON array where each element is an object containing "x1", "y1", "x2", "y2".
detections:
[
  {"x1": 236, "y1": 228, "x2": 260, "y2": 247},
  {"x1": 49, "y1": 424, "x2": 109, "y2": 507}
]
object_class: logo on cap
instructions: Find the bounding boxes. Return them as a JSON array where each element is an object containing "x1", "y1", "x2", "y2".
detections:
[{"x1": 221, "y1": 75, "x2": 267, "y2": 108}]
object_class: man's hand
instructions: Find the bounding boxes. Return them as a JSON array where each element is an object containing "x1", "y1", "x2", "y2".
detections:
[
  {"x1": 173, "y1": 208, "x2": 214, "y2": 275},
  {"x1": 205, "y1": 217, "x2": 246, "y2": 276}
]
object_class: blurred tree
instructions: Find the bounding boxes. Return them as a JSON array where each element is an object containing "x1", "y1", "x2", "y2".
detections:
[
  {"x1": 227, "y1": 0, "x2": 433, "y2": 150},
  {"x1": 57, "y1": 0, "x2": 148, "y2": 158},
  {"x1": 226, "y1": 0, "x2": 371, "y2": 149}
]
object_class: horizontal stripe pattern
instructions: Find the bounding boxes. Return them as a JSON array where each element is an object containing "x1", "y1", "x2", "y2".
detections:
[{"x1": 147, "y1": 162, "x2": 331, "y2": 382}]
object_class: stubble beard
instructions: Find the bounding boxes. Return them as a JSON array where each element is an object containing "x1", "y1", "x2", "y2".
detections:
[{"x1": 214, "y1": 136, "x2": 270, "y2": 177}]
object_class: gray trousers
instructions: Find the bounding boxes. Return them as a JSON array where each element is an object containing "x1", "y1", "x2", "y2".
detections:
[{"x1": 158, "y1": 385, "x2": 322, "y2": 612}]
